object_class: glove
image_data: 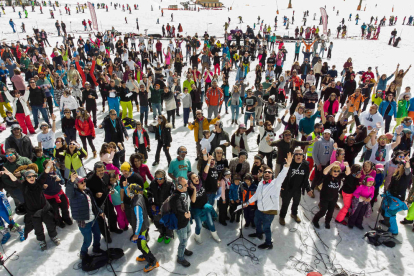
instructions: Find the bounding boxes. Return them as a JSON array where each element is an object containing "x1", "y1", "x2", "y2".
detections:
[{"x1": 138, "y1": 234, "x2": 146, "y2": 240}]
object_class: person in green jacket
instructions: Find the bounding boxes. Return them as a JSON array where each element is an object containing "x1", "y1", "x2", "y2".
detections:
[
  {"x1": 19, "y1": 53, "x2": 31, "y2": 72},
  {"x1": 62, "y1": 140, "x2": 87, "y2": 179},
  {"x1": 395, "y1": 94, "x2": 411, "y2": 129},
  {"x1": 182, "y1": 73, "x2": 195, "y2": 93},
  {"x1": 147, "y1": 76, "x2": 162, "y2": 121},
  {"x1": 32, "y1": 147, "x2": 48, "y2": 174}
]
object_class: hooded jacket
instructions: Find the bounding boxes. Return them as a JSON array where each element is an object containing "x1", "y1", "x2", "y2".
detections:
[
  {"x1": 67, "y1": 179, "x2": 102, "y2": 221},
  {"x1": 5, "y1": 134, "x2": 34, "y2": 160}
]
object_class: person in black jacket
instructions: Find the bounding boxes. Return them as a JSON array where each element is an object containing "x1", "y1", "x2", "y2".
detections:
[
  {"x1": 22, "y1": 160, "x2": 60, "y2": 251},
  {"x1": 62, "y1": 108, "x2": 76, "y2": 144},
  {"x1": 81, "y1": 82, "x2": 98, "y2": 127},
  {"x1": 27, "y1": 78, "x2": 50, "y2": 129},
  {"x1": 170, "y1": 177, "x2": 196, "y2": 268},
  {"x1": 98, "y1": 110, "x2": 129, "y2": 162},
  {"x1": 148, "y1": 170, "x2": 174, "y2": 243},
  {"x1": 152, "y1": 115, "x2": 172, "y2": 166},
  {"x1": 86, "y1": 162, "x2": 122, "y2": 243},
  {"x1": 67, "y1": 171, "x2": 105, "y2": 259},
  {"x1": 279, "y1": 147, "x2": 313, "y2": 226}
]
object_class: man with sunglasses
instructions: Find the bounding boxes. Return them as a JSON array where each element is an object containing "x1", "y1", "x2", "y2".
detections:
[
  {"x1": 148, "y1": 170, "x2": 174, "y2": 244},
  {"x1": 267, "y1": 130, "x2": 315, "y2": 177},
  {"x1": 360, "y1": 103, "x2": 383, "y2": 131},
  {"x1": 5, "y1": 124, "x2": 34, "y2": 159},
  {"x1": 1, "y1": 148, "x2": 32, "y2": 207},
  {"x1": 393, "y1": 117, "x2": 414, "y2": 141},
  {"x1": 279, "y1": 147, "x2": 313, "y2": 226},
  {"x1": 168, "y1": 146, "x2": 191, "y2": 182},
  {"x1": 311, "y1": 129, "x2": 335, "y2": 193},
  {"x1": 28, "y1": 77, "x2": 50, "y2": 129},
  {"x1": 243, "y1": 153, "x2": 292, "y2": 249},
  {"x1": 22, "y1": 160, "x2": 61, "y2": 250}
]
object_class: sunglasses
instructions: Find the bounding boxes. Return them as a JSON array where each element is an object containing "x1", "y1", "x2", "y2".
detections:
[
  {"x1": 264, "y1": 171, "x2": 273, "y2": 174},
  {"x1": 339, "y1": 153, "x2": 345, "y2": 156},
  {"x1": 398, "y1": 155, "x2": 404, "y2": 158},
  {"x1": 64, "y1": 111, "x2": 70, "y2": 114},
  {"x1": 26, "y1": 175, "x2": 37, "y2": 179},
  {"x1": 379, "y1": 138, "x2": 387, "y2": 141},
  {"x1": 110, "y1": 113, "x2": 117, "y2": 116},
  {"x1": 5, "y1": 154, "x2": 14, "y2": 158},
  {"x1": 70, "y1": 143, "x2": 77, "y2": 146},
  {"x1": 294, "y1": 153, "x2": 303, "y2": 156},
  {"x1": 333, "y1": 170, "x2": 341, "y2": 173},
  {"x1": 155, "y1": 177, "x2": 164, "y2": 181},
  {"x1": 179, "y1": 151, "x2": 188, "y2": 154}
]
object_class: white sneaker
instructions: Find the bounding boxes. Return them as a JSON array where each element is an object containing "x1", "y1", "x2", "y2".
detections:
[
  {"x1": 211, "y1": 231, "x2": 221, "y2": 243},
  {"x1": 194, "y1": 233, "x2": 203, "y2": 244}
]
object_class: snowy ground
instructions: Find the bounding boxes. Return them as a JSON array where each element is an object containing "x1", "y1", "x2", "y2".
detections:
[{"x1": 0, "y1": 0, "x2": 414, "y2": 275}]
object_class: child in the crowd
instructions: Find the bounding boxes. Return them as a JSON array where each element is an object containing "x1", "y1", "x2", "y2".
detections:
[
  {"x1": 100, "y1": 143, "x2": 120, "y2": 175},
  {"x1": 61, "y1": 108, "x2": 76, "y2": 145},
  {"x1": 32, "y1": 147, "x2": 48, "y2": 174},
  {"x1": 348, "y1": 176, "x2": 375, "y2": 229},
  {"x1": 42, "y1": 160, "x2": 72, "y2": 228},
  {"x1": 372, "y1": 164, "x2": 385, "y2": 207},
  {"x1": 109, "y1": 142, "x2": 125, "y2": 169},
  {"x1": 37, "y1": 114, "x2": 56, "y2": 158},
  {"x1": 218, "y1": 169, "x2": 231, "y2": 226},
  {"x1": 0, "y1": 190, "x2": 24, "y2": 244},
  {"x1": 240, "y1": 173, "x2": 257, "y2": 228},
  {"x1": 132, "y1": 121, "x2": 150, "y2": 163},
  {"x1": 229, "y1": 174, "x2": 242, "y2": 223},
  {"x1": 5, "y1": 110, "x2": 17, "y2": 126},
  {"x1": 200, "y1": 130, "x2": 216, "y2": 153},
  {"x1": 109, "y1": 172, "x2": 128, "y2": 231}
]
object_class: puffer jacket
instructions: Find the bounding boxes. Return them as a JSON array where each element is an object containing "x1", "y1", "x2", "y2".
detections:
[
  {"x1": 67, "y1": 179, "x2": 102, "y2": 221},
  {"x1": 0, "y1": 154, "x2": 32, "y2": 190},
  {"x1": 155, "y1": 123, "x2": 172, "y2": 147},
  {"x1": 188, "y1": 117, "x2": 219, "y2": 142}
]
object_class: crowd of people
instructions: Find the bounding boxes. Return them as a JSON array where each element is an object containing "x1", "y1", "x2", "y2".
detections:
[{"x1": 0, "y1": 2, "x2": 413, "y2": 274}]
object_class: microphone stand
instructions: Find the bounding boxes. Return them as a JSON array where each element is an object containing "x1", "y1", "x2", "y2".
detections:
[
  {"x1": 227, "y1": 183, "x2": 256, "y2": 247},
  {"x1": 0, "y1": 251, "x2": 16, "y2": 276},
  {"x1": 91, "y1": 189, "x2": 117, "y2": 276}
]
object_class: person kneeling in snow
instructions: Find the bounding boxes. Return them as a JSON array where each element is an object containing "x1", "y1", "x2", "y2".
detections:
[
  {"x1": 0, "y1": 171, "x2": 24, "y2": 244},
  {"x1": 128, "y1": 184, "x2": 159, "y2": 273},
  {"x1": 67, "y1": 172, "x2": 105, "y2": 259}
]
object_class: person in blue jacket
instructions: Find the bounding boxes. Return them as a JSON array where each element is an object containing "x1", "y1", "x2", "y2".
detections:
[
  {"x1": 67, "y1": 172, "x2": 105, "y2": 259},
  {"x1": 229, "y1": 174, "x2": 242, "y2": 222},
  {"x1": 9, "y1": 19, "x2": 16, "y2": 33},
  {"x1": 378, "y1": 92, "x2": 397, "y2": 133},
  {"x1": 0, "y1": 187, "x2": 25, "y2": 244},
  {"x1": 128, "y1": 183, "x2": 159, "y2": 273},
  {"x1": 375, "y1": 66, "x2": 395, "y2": 91}
]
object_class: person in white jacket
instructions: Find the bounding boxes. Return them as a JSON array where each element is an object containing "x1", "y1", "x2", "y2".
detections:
[
  {"x1": 359, "y1": 104, "x2": 383, "y2": 132},
  {"x1": 60, "y1": 88, "x2": 79, "y2": 118},
  {"x1": 4, "y1": 89, "x2": 35, "y2": 134},
  {"x1": 241, "y1": 152, "x2": 292, "y2": 249},
  {"x1": 306, "y1": 70, "x2": 316, "y2": 86}
]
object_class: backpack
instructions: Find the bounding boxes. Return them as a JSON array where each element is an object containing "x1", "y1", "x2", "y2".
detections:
[
  {"x1": 364, "y1": 230, "x2": 400, "y2": 248},
  {"x1": 122, "y1": 117, "x2": 136, "y2": 129},
  {"x1": 81, "y1": 252, "x2": 108, "y2": 272},
  {"x1": 159, "y1": 195, "x2": 179, "y2": 230}
]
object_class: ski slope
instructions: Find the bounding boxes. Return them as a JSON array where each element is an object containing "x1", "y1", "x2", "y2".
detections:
[{"x1": 0, "y1": 0, "x2": 413, "y2": 275}]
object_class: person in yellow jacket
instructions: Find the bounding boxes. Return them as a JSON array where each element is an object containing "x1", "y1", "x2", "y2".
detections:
[{"x1": 188, "y1": 110, "x2": 220, "y2": 159}]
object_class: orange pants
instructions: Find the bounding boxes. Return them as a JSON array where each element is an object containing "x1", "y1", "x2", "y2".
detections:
[{"x1": 336, "y1": 191, "x2": 353, "y2": 222}]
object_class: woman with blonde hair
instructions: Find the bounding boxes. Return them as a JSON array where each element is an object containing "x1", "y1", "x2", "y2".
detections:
[{"x1": 312, "y1": 161, "x2": 350, "y2": 229}]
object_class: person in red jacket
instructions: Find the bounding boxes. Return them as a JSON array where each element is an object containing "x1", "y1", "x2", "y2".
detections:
[
  {"x1": 132, "y1": 121, "x2": 151, "y2": 162},
  {"x1": 75, "y1": 107, "x2": 96, "y2": 158},
  {"x1": 361, "y1": 67, "x2": 375, "y2": 83},
  {"x1": 156, "y1": 39, "x2": 163, "y2": 63},
  {"x1": 75, "y1": 56, "x2": 98, "y2": 88},
  {"x1": 205, "y1": 80, "x2": 224, "y2": 118}
]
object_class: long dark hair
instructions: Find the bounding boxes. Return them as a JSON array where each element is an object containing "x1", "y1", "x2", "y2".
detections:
[{"x1": 156, "y1": 115, "x2": 167, "y2": 129}]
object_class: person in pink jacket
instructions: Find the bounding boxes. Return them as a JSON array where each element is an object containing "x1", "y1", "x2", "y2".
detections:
[
  {"x1": 99, "y1": 142, "x2": 120, "y2": 175},
  {"x1": 323, "y1": 93, "x2": 339, "y2": 116},
  {"x1": 163, "y1": 48, "x2": 171, "y2": 65},
  {"x1": 330, "y1": 144, "x2": 346, "y2": 171},
  {"x1": 348, "y1": 176, "x2": 375, "y2": 229},
  {"x1": 360, "y1": 161, "x2": 376, "y2": 184}
]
